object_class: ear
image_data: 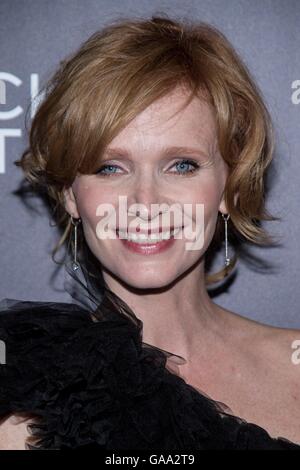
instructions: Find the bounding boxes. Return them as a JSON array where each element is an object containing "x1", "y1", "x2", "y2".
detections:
[
  {"x1": 63, "y1": 186, "x2": 80, "y2": 219},
  {"x1": 218, "y1": 184, "x2": 228, "y2": 215},
  {"x1": 218, "y1": 192, "x2": 239, "y2": 216},
  {"x1": 218, "y1": 198, "x2": 227, "y2": 216}
]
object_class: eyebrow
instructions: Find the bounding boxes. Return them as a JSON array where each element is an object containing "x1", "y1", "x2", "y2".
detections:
[{"x1": 104, "y1": 146, "x2": 209, "y2": 158}]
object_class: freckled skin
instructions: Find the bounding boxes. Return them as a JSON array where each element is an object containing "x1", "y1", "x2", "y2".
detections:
[{"x1": 64, "y1": 85, "x2": 229, "y2": 291}]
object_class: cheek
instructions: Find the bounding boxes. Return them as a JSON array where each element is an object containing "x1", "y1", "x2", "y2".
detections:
[
  {"x1": 183, "y1": 182, "x2": 222, "y2": 224},
  {"x1": 74, "y1": 183, "x2": 122, "y2": 247},
  {"x1": 75, "y1": 183, "x2": 114, "y2": 225}
]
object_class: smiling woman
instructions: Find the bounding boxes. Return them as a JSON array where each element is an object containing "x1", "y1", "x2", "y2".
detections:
[{"x1": 1, "y1": 14, "x2": 300, "y2": 450}]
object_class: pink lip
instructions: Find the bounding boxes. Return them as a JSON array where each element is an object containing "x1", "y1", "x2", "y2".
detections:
[{"x1": 116, "y1": 229, "x2": 178, "y2": 255}]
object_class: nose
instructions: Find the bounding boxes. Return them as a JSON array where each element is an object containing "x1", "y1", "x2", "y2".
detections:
[{"x1": 127, "y1": 173, "x2": 167, "y2": 222}]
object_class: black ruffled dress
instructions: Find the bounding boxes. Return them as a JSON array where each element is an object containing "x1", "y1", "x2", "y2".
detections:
[{"x1": 0, "y1": 261, "x2": 299, "y2": 450}]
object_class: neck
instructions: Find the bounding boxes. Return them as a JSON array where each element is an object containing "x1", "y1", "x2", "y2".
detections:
[{"x1": 102, "y1": 262, "x2": 226, "y2": 363}]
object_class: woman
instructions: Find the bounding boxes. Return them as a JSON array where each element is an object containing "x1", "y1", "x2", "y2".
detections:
[{"x1": 0, "y1": 15, "x2": 299, "y2": 450}]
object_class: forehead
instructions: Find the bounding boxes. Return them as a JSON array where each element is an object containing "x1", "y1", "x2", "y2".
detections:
[{"x1": 108, "y1": 86, "x2": 218, "y2": 154}]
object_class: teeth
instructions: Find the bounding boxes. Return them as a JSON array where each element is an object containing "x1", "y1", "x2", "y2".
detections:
[{"x1": 118, "y1": 227, "x2": 181, "y2": 243}]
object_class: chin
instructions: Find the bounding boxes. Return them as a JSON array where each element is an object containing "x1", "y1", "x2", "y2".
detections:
[
  {"x1": 124, "y1": 280, "x2": 174, "y2": 291},
  {"x1": 115, "y1": 269, "x2": 181, "y2": 291}
]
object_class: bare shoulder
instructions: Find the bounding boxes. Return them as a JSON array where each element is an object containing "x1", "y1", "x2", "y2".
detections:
[
  {"x1": 0, "y1": 414, "x2": 36, "y2": 450},
  {"x1": 256, "y1": 321, "x2": 300, "y2": 377},
  {"x1": 220, "y1": 305, "x2": 300, "y2": 379},
  {"x1": 245, "y1": 315, "x2": 300, "y2": 367},
  {"x1": 215, "y1": 307, "x2": 300, "y2": 443}
]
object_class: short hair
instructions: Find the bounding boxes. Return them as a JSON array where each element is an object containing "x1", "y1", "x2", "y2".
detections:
[{"x1": 15, "y1": 14, "x2": 278, "y2": 285}]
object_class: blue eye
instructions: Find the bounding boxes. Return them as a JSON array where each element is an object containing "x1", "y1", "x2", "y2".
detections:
[
  {"x1": 95, "y1": 164, "x2": 121, "y2": 176},
  {"x1": 172, "y1": 159, "x2": 200, "y2": 175},
  {"x1": 95, "y1": 159, "x2": 200, "y2": 177}
]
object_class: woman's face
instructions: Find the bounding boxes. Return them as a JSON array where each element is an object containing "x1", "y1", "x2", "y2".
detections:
[{"x1": 64, "y1": 85, "x2": 229, "y2": 290}]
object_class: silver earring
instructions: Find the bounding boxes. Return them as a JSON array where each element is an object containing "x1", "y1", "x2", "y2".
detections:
[
  {"x1": 70, "y1": 216, "x2": 81, "y2": 271},
  {"x1": 221, "y1": 213, "x2": 231, "y2": 267}
]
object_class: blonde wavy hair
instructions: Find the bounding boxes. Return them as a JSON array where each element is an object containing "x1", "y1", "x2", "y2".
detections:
[{"x1": 15, "y1": 14, "x2": 279, "y2": 286}]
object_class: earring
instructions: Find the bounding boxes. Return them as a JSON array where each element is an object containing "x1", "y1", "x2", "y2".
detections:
[
  {"x1": 221, "y1": 213, "x2": 231, "y2": 267},
  {"x1": 70, "y1": 215, "x2": 81, "y2": 271}
]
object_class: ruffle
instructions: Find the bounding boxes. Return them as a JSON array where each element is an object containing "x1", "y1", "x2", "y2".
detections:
[{"x1": 0, "y1": 262, "x2": 299, "y2": 449}]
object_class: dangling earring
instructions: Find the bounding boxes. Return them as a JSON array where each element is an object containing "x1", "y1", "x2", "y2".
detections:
[
  {"x1": 70, "y1": 215, "x2": 81, "y2": 271},
  {"x1": 221, "y1": 213, "x2": 231, "y2": 267}
]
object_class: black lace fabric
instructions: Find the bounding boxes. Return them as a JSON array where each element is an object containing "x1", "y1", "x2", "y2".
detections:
[{"x1": 0, "y1": 258, "x2": 299, "y2": 450}]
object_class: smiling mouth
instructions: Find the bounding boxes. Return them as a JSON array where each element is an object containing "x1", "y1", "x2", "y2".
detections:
[{"x1": 116, "y1": 226, "x2": 182, "y2": 243}]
